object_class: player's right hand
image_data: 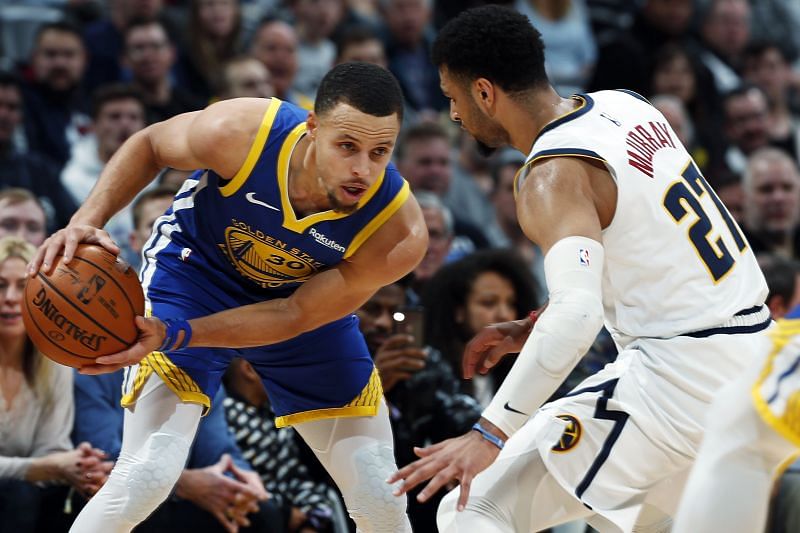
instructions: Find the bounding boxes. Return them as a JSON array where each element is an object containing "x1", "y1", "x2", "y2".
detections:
[
  {"x1": 28, "y1": 223, "x2": 120, "y2": 275},
  {"x1": 463, "y1": 307, "x2": 545, "y2": 379}
]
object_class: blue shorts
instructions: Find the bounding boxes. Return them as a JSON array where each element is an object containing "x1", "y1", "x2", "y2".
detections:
[{"x1": 121, "y1": 233, "x2": 381, "y2": 427}]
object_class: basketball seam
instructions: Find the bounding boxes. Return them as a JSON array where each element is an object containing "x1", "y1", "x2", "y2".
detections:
[{"x1": 35, "y1": 272, "x2": 134, "y2": 346}]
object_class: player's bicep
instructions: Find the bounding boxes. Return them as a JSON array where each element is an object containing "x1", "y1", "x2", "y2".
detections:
[
  {"x1": 517, "y1": 157, "x2": 604, "y2": 254},
  {"x1": 147, "y1": 99, "x2": 263, "y2": 178}
]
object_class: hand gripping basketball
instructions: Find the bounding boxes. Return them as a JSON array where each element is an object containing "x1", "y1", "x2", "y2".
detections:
[
  {"x1": 28, "y1": 224, "x2": 120, "y2": 276},
  {"x1": 77, "y1": 315, "x2": 168, "y2": 375}
]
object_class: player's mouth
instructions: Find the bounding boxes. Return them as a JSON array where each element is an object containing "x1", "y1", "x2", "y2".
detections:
[{"x1": 341, "y1": 184, "x2": 367, "y2": 202}]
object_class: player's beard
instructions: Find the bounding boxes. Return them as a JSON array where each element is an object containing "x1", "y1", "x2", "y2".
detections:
[
  {"x1": 466, "y1": 96, "x2": 508, "y2": 157},
  {"x1": 327, "y1": 187, "x2": 359, "y2": 214}
]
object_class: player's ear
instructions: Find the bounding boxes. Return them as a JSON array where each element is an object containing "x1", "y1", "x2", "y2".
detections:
[
  {"x1": 474, "y1": 78, "x2": 494, "y2": 109},
  {"x1": 306, "y1": 111, "x2": 318, "y2": 140}
]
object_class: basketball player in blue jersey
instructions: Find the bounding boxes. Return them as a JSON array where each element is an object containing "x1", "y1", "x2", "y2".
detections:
[
  {"x1": 389, "y1": 7, "x2": 770, "y2": 533},
  {"x1": 673, "y1": 306, "x2": 800, "y2": 533},
  {"x1": 30, "y1": 62, "x2": 427, "y2": 533}
]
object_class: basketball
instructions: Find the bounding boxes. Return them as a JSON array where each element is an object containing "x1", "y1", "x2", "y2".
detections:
[{"x1": 22, "y1": 244, "x2": 145, "y2": 368}]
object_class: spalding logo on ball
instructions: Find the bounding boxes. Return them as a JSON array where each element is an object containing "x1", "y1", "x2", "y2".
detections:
[{"x1": 22, "y1": 244, "x2": 145, "y2": 369}]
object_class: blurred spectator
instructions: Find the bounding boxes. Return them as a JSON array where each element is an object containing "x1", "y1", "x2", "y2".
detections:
[
  {"x1": 0, "y1": 71, "x2": 76, "y2": 230},
  {"x1": 123, "y1": 18, "x2": 205, "y2": 123},
  {"x1": 715, "y1": 171, "x2": 746, "y2": 225},
  {"x1": 219, "y1": 56, "x2": 275, "y2": 99},
  {"x1": 250, "y1": 18, "x2": 313, "y2": 109},
  {"x1": 60, "y1": 84, "x2": 147, "y2": 264},
  {"x1": 179, "y1": 0, "x2": 244, "y2": 101},
  {"x1": 649, "y1": 43, "x2": 723, "y2": 176},
  {"x1": 749, "y1": 0, "x2": 800, "y2": 68},
  {"x1": 83, "y1": 0, "x2": 167, "y2": 90},
  {"x1": 445, "y1": 132, "x2": 501, "y2": 236},
  {"x1": 380, "y1": 0, "x2": 448, "y2": 114},
  {"x1": 409, "y1": 191, "x2": 453, "y2": 301},
  {"x1": 488, "y1": 148, "x2": 546, "y2": 298},
  {"x1": 157, "y1": 166, "x2": 194, "y2": 189},
  {"x1": 514, "y1": 0, "x2": 596, "y2": 96},
  {"x1": 355, "y1": 280, "x2": 481, "y2": 531},
  {"x1": 22, "y1": 21, "x2": 90, "y2": 169},
  {"x1": 697, "y1": 0, "x2": 751, "y2": 95},
  {"x1": 334, "y1": 25, "x2": 387, "y2": 67},
  {"x1": 0, "y1": 236, "x2": 111, "y2": 533},
  {"x1": 590, "y1": 0, "x2": 694, "y2": 95},
  {"x1": 742, "y1": 147, "x2": 800, "y2": 259},
  {"x1": 422, "y1": 249, "x2": 538, "y2": 407},
  {"x1": 743, "y1": 41, "x2": 800, "y2": 161},
  {"x1": 0, "y1": 189, "x2": 47, "y2": 246},
  {"x1": 758, "y1": 254, "x2": 800, "y2": 318},
  {"x1": 723, "y1": 84, "x2": 772, "y2": 175},
  {"x1": 290, "y1": 0, "x2": 344, "y2": 97},
  {"x1": 395, "y1": 122, "x2": 489, "y2": 257},
  {"x1": 72, "y1": 371, "x2": 281, "y2": 533},
  {"x1": 222, "y1": 359, "x2": 337, "y2": 533},
  {"x1": 129, "y1": 184, "x2": 177, "y2": 271}
]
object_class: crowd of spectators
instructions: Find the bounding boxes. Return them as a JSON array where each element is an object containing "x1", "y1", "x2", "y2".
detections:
[{"x1": 2, "y1": 0, "x2": 800, "y2": 532}]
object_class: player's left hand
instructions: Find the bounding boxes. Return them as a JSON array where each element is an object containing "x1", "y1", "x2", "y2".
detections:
[
  {"x1": 78, "y1": 316, "x2": 166, "y2": 374},
  {"x1": 387, "y1": 425, "x2": 502, "y2": 511}
]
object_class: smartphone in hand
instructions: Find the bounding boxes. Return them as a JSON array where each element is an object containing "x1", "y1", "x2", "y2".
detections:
[{"x1": 392, "y1": 306, "x2": 425, "y2": 348}]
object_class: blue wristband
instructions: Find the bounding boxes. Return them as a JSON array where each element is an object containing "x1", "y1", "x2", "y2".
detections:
[
  {"x1": 472, "y1": 422, "x2": 505, "y2": 450},
  {"x1": 157, "y1": 319, "x2": 192, "y2": 352}
]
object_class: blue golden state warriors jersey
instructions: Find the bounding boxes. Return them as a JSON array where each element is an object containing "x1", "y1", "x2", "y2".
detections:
[{"x1": 148, "y1": 98, "x2": 409, "y2": 302}]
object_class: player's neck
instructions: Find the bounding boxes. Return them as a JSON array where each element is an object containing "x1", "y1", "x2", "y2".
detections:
[
  {"x1": 286, "y1": 134, "x2": 328, "y2": 215},
  {"x1": 502, "y1": 86, "x2": 578, "y2": 154}
]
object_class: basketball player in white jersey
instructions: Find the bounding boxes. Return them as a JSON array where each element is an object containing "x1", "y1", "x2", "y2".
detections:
[{"x1": 388, "y1": 6, "x2": 770, "y2": 532}]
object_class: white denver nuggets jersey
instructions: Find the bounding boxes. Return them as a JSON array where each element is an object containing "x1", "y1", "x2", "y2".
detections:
[{"x1": 524, "y1": 90, "x2": 767, "y2": 343}]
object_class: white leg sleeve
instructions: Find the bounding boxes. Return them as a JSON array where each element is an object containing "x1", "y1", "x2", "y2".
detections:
[
  {"x1": 293, "y1": 399, "x2": 412, "y2": 533},
  {"x1": 673, "y1": 362, "x2": 797, "y2": 533},
  {"x1": 70, "y1": 374, "x2": 202, "y2": 533},
  {"x1": 437, "y1": 443, "x2": 593, "y2": 533}
]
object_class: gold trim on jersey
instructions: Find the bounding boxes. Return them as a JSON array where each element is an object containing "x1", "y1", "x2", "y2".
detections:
[
  {"x1": 220, "y1": 97, "x2": 282, "y2": 197},
  {"x1": 276, "y1": 123, "x2": 387, "y2": 233},
  {"x1": 752, "y1": 320, "x2": 800, "y2": 447},
  {"x1": 274, "y1": 366, "x2": 382, "y2": 427},
  {"x1": 121, "y1": 351, "x2": 211, "y2": 415},
  {"x1": 343, "y1": 180, "x2": 410, "y2": 259}
]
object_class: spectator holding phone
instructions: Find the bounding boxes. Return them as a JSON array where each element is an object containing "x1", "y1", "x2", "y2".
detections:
[{"x1": 355, "y1": 280, "x2": 481, "y2": 532}]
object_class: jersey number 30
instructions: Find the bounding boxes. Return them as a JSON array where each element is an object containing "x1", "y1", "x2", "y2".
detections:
[{"x1": 663, "y1": 161, "x2": 747, "y2": 282}]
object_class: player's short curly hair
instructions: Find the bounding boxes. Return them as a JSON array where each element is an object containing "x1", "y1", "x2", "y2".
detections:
[
  {"x1": 315, "y1": 62, "x2": 404, "y2": 122},
  {"x1": 431, "y1": 5, "x2": 548, "y2": 94}
]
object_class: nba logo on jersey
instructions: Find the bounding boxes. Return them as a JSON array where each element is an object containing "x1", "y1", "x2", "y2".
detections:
[{"x1": 579, "y1": 248, "x2": 590, "y2": 266}]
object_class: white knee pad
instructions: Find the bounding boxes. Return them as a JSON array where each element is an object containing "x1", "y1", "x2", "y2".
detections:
[
  {"x1": 115, "y1": 431, "x2": 190, "y2": 523},
  {"x1": 345, "y1": 443, "x2": 410, "y2": 533}
]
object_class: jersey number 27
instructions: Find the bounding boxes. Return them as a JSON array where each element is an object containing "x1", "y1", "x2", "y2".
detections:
[{"x1": 663, "y1": 161, "x2": 747, "y2": 282}]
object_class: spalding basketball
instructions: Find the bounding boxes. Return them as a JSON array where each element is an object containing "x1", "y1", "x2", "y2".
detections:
[{"x1": 22, "y1": 244, "x2": 144, "y2": 368}]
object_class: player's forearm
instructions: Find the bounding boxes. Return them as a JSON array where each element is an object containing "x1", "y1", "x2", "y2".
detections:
[
  {"x1": 71, "y1": 129, "x2": 162, "y2": 228},
  {"x1": 187, "y1": 299, "x2": 309, "y2": 349}
]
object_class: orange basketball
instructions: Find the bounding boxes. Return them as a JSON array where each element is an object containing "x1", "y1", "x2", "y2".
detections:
[{"x1": 22, "y1": 244, "x2": 144, "y2": 368}]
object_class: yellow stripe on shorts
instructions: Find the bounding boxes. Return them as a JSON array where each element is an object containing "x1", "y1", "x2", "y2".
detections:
[
  {"x1": 274, "y1": 367, "x2": 383, "y2": 428},
  {"x1": 121, "y1": 351, "x2": 211, "y2": 415}
]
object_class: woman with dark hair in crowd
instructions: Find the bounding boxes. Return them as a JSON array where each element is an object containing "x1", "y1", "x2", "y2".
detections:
[
  {"x1": 422, "y1": 249, "x2": 538, "y2": 407},
  {"x1": 0, "y1": 236, "x2": 109, "y2": 532},
  {"x1": 179, "y1": 0, "x2": 244, "y2": 100}
]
